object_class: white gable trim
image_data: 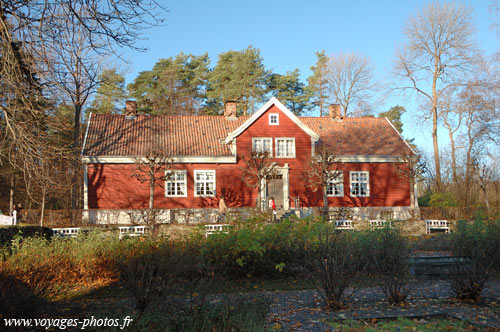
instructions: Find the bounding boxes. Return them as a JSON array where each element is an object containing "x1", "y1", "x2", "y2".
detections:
[
  {"x1": 81, "y1": 112, "x2": 92, "y2": 156},
  {"x1": 224, "y1": 97, "x2": 320, "y2": 144},
  {"x1": 384, "y1": 117, "x2": 416, "y2": 155}
]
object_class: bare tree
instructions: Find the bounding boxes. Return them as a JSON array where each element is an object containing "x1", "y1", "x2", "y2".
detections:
[
  {"x1": 132, "y1": 149, "x2": 172, "y2": 234},
  {"x1": 0, "y1": 1, "x2": 165, "y2": 212},
  {"x1": 326, "y1": 52, "x2": 374, "y2": 117},
  {"x1": 304, "y1": 143, "x2": 342, "y2": 218},
  {"x1": 241, "y1": 152, "x2": 278, "y2": 211},
  {"x1": 393, "y1": 1, "x2": 477, "y2": 191}
]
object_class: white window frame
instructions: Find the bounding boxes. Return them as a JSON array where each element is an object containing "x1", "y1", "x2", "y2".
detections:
[
  {"x1": 252, "y1": 137, "x2": 273, "y2": 156},
  {"x1": 350, "y1": 171, "x2": 370, "y2": 197},
  {"x1": 165, "y1": 170, "x2": 187, "y2": 197},
  {"x1": 275, "y1": 137, "x2": 296, "y2": 158},
  {"x1": 194, "y1": 170, "x2": 216, "y2": 197},
  {"x1": 269, "y1": 113, "x2": 279, "y2": 125},
  {"x1": 327, "y1": 171, "x2": 344, "y2": 197}
]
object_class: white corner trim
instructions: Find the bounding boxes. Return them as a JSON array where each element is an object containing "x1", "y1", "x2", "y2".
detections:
[
  {"x1": 81, "y1": 112, "x2": 92, "y2": 156},
  {"x1": 82, "y1": 155, "x2": 237, "y2": 164},
  {"x1": 83, "y1": 164, "x2": 89, "y2": 210},
  {"x1": 224, "y1": 97, "x2": 320, "y2": 143},
  {"x1": 384, "y1": 117, "x2": 416, "y2": 155}
]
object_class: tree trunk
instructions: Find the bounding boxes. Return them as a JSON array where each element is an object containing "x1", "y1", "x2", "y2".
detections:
[
  {"x1": 322, "y1": 184, "x2": 329, "y2": 220},
  {"x1": 431, "y1": 60, "x2": 442, "y2": 191},
  {"x1": 40, "y1": 188, "x2": 46, "y2": 227},
  {"x1": 447, "y1": 126, "x2": 458, "y2": 185}
]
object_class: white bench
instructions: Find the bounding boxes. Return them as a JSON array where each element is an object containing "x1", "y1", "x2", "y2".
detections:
[
  {"x1": 0, "y1": 214, "x2": 14, "y2": 226},
  {"x1": 425, "y1": 220, "x2": 450, "y2": 234},
  {"x1": 205, "y1": 224, "x2": 230, "y2": 237},
  {"x1": 334, "y1": 220, "x2": 354, "y2": 230},
  {"x1": 369, "y1": 220, "x2": 393, "y2": 229},
  {"x1": 53, "y1": 227, "x2": 80, "y2": 238},
  {"x1": 119, "y1": 226, "x2": 147, "y2": 239}
]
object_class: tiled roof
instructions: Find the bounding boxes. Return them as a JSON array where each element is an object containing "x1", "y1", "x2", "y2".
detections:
[
  {"x1": 83, "y1": 114, "x2": 412, "y2": 157},
  {"x1": 83, "y1": 115, "x2": 248, "y2": 156},
  {"x1": 301, "y1": 117, "x2": 412, "y2": 156}
]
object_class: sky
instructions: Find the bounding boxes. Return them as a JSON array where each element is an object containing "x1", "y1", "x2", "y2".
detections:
[{"x1": 120, "y1": 0, "x2": 499, "y2": 155}]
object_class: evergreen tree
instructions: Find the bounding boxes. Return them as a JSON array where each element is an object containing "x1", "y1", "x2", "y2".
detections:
[
  {"x1": 207, "y1": 46, "x2": 268, "y2": 115},
  {"x1": 307, "y1": 51, "x2": 329, "y2": 116},
  {"x1": 267, "y1": 69, "x2": 312, "y2": 115},
  {"x1": 128, "y1": 53, "x2": 210, "y2": 115},
  {"x1": 89, "y1": 68, "x2": 127, "y2": 114},
  {"x1": 379, "y1": 106, "x2": 405, "y2": 134}
]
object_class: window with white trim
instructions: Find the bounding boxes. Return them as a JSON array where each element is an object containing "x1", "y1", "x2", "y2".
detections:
[
  {"x1": 252, "y1": 137, "x2": 272, "y2": 155},
  {"x1": 275, "y1": 138, "x2": 295, "y2": 158},
  {"x1": 194, "y1": 170, "x2": 216, "y2": 197},
  {"x1": 327, "y1": 171, "x2": 344, "y2": 197},
  {"x1": 165, "y1": 170, "x2": 187, "y2": 197},
  {"x1": 269, "y1": 113, "x2": 279, "y2": 125},
  {"x1": 350, "y1": 171, "x2": 369, "y2": 197}
]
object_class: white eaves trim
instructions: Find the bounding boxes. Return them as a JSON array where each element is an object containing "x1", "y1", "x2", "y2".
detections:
[
  {"x1": 384, "y1": 117, "x2": 416, "y2": 155},
  {"x1": 82, "y1": 155, "x2": 237, "y2": 164},
  {"x1": 224, "y1": 97, "x2": 320, "y2": 144},
  {"x1": 336, "y1": 155, "x2": 405, "y2": 163}
]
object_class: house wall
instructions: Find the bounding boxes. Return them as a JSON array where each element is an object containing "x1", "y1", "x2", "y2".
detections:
[{"x1": 86, "y1": 104, "x2": 411, "y2": 210}]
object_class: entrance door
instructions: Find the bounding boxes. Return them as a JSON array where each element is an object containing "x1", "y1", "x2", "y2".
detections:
[{"x1": 267, "y1": 175, "x2": 284, "y2": 209}]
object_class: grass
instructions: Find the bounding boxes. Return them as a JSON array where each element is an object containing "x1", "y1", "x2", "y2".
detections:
[{"x1": 328, "y1": 316, "x2": 493, "y2": 331}]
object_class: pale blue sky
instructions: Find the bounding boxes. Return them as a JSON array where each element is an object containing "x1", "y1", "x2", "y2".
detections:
[{"x1": 121, "y1": 0, "x2": 499, "y2": 154}]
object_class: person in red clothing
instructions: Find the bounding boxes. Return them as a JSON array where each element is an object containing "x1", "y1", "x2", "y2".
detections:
[{"x1": 268, "y1": 197, "x2": 276, "y2": 222}]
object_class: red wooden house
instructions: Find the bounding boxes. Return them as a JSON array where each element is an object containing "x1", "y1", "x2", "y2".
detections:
[{"x1": 82, "y1": 97, "x2": 416, "y2": 223}]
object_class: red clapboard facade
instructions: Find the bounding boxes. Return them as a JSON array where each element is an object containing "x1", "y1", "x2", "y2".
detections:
[{"x1": 82, "y1": 98, "x2": 415, "y2": 220}]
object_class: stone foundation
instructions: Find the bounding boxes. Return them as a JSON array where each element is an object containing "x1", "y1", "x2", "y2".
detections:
[{"x1": 83, "y1": 208, "x2": 256, "y2": 225}]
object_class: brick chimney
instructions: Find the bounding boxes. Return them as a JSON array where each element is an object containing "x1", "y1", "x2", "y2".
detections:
[
  {"x1": 125, "y1": 100, "x2": 137, "y2": 116},
  {"x1": 224, "y1": 101, "x2": 237, "y2": 119},
  {"x1": 328, "y1": 104, "x2": 342, "y2": 119}
]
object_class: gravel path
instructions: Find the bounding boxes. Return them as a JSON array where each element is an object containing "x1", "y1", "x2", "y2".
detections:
[{"x1": 263, "y1": 280, "x2": 500, "y2": 331}]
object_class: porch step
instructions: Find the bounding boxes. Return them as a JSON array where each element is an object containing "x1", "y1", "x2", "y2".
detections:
[{"x1": 276, "y1": 210, "x2": 298, "y2": 222}]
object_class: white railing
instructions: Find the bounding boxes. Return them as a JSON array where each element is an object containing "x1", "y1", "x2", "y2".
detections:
[
  {"x1": 119, "y1": 226, "x2": 147, "y2": 239},
  {"x1": 334, "y1": 220, "x2": 354, "y2": 230},
  {"x1": 53, "y1": 227, "x2": 80, "y2": 238},
  {"x1": 205, "y1": 224, "x2": 230, "y2": 237},
  {"x1": 0, "y1": 214, "x2": 14, "y2": 226},
  {"x1": 425, "y1": 220, "x2": 450, "y2": 234},
  {"x1": 369, "y1": 220, "x2": 393, "y2": 229}
]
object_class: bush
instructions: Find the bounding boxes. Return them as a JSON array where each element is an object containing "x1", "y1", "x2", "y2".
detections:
[
  {"x1": 301, "y1": 222, "x2": 363, "y2": 310},
  {"x1": 0, "y1": 267, "x2": 47, "y2": 320},
  {"x1": 0, "y1": 226, "x2": 53, "y2": 247},
  {"x1": 3, "y1": 230, "x2": 122, "y2": 293},
  {"x1": 428, "y1": 192, "x2": 457, "y2": 208},
  {"x1": 449, "y1": 220, "x2": 500, "y2": 302},
  {"x1": 362, "y1": 227, "x2": 410, "y2": 304}
]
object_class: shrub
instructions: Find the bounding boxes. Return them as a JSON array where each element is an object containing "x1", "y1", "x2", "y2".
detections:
[
  {"x1": 117, "y1": 238, "x2": 196, "y2": 312},
  {"x1": 0, "y1": 266, "x2": 48, "y2": 320},
  {"x1": 0, "y1": 226, "x2": 53, "y2": 247},
  {"x1": 449, "y1": 220, "x2": 500, "y2": 302},
  {"x1": 300, "y1": 222, "x2": 363, "y2": 310},
  {"x1": 428, "y1": 192, "x2": 457, "y2": 208},
  {"x1": 3, "y1": 231, "x2": 122, "y2": 293},
  {"x1": 362, "y1": 227, "x2": 410, "y2": 304}
]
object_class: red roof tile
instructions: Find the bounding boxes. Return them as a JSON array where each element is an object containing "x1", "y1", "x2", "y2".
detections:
[
  {"x1": 83, "y1": 114, "x2": 412, "y2": 157},
  {"x1": 301, "y1": 117, "x2": 412, "y2": 156}
]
